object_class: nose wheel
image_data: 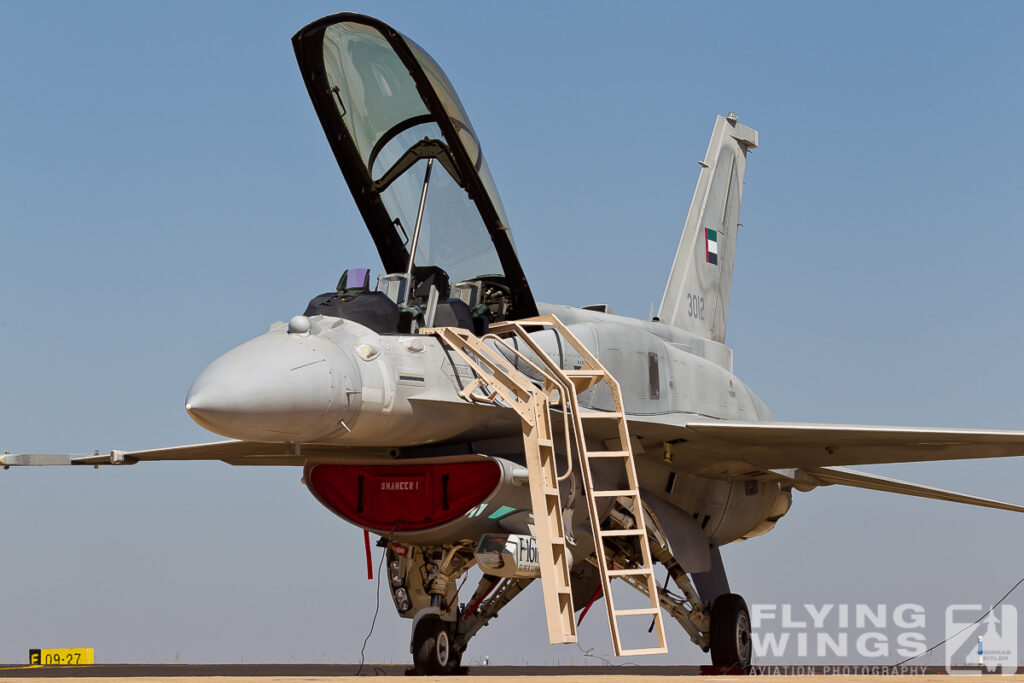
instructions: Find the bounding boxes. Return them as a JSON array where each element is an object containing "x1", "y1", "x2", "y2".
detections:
[
  {"x1": 412, "y1": 615, "x2": 460, "y2": 675},
  {"x1": 710, "y1": 593, "x2": 752, "y2": 669}
]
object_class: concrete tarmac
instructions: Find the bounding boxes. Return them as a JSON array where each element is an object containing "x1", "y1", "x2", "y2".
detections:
[
  {"x1": 0, "y1": 663, "x2": 989, "y2": 682},
  {"x1": 0, "y1": 676, "x2": 1011, "y2": 683}
]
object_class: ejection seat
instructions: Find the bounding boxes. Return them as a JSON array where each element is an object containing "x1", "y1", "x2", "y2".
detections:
[
  {"x1": 303, "y1": 267, "x2": 484, "y2": 335},
  {"x1": 303, "y1": 267, "x2": 401, "y2": 333},
  {"x1": 409, "y1": 266, "x2": 478, "y2": 332}
]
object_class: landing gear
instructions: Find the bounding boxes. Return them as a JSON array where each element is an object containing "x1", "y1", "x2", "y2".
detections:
[
  {"x1": 412, "y1": 615, "x2": 458, "y2": 675},
  {"x1": 710, "y1": 593, "x2": 752, "y2": 668}
]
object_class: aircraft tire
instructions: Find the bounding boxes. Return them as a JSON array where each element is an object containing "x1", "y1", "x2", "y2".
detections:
[
  {"x1": 412, "y1": 615, "x2": 452, "y2": 675},
  {"x1": 710, "y1": 593, "x2": 752, "y2": 668}
]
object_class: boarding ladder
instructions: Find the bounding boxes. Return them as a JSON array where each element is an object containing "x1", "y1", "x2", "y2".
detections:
[{"x1": 421, "y1": 314, "x2": 667, "y2": 656}]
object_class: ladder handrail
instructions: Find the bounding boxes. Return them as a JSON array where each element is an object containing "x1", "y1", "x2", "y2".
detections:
[
  {"x1": 423, "y1": 317, "x2": 668, "y2": 656},
  {"x1": 497, "y1": 315, "x2": 669, "y2": 657},
  {"x1": 481, "y1": 332, "x2": 579, "y2": 483},
  {"x1": 434, "y1": 330, "x2": 535, "y2": 406},
  {"x1": 485, "y1": 321, "x2": 596, "y2": 483}
]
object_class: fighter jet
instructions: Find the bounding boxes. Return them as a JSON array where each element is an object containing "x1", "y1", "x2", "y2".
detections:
[{"x1": 6, "y1": 12, "x2": 1024, "y2": 675}]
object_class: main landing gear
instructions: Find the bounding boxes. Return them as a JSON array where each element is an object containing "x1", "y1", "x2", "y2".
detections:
[{"x1": 710, "y1": 593, "x2": 752, "y2": 669}]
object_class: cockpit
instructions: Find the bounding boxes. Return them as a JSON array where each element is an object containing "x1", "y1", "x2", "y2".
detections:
[
  {"x1": 293, "y1": 14, "x2": 537, "y2": 332},
  {"x1": 304, "y1": 266, "x2": 516, "y2": 335}
]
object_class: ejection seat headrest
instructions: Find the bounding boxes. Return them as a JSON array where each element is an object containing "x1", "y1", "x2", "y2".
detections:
[{"x1": 411, "y1": 266, "x2": 451, "y2": 301}]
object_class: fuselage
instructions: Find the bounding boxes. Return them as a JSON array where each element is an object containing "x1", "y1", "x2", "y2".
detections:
[{"x1": 184, "y1": 302, "x2": 791, "y2": 548}]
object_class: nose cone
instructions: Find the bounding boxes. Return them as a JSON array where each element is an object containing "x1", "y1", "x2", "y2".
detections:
[{"x1": 186, "y1": 332, "x2": 358, "y2": 442}]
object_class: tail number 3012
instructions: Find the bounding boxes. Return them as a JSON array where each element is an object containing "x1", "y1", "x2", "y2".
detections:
[{"x1": 687, "y1": 293, "x2": 705, "y2": 321}]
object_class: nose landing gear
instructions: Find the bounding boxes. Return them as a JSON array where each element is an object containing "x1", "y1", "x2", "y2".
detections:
[{"x1": 412, "y1": 614, "x2": 460, "y2": 675}]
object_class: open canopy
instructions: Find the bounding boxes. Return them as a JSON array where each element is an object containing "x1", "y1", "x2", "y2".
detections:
[{"x1": 293, "y1": 13, "x2": 537, "y2": 318}]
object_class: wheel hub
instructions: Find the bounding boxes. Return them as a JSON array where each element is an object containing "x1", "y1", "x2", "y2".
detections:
[
  {"x1": 435, "y1": 628, "x2": 450, "y2": 668},
  {"x1": 736, "y1": 610, "x2": 751, "y2": 665}
]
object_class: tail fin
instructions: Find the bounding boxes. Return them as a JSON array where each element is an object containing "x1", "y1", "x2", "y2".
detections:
[{"x1": 657, "y1": 114, "x2": 758, "y2": 342}]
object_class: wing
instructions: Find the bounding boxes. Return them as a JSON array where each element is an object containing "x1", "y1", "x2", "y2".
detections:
[
  {"x1": 650, "y1": 421, "x2": 1024, "y2": 477},
  {"x1": 636, "y1": 420, "x2": 1024, "y2": 513},
  {"x1": 1, "y1": 441, "x2": 392, "y2": 467}
]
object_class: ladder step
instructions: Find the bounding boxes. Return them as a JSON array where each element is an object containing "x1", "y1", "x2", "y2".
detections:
[
  {"x1": 584, "y1": 450, "x2": 630, "y2": 459},
  {"x1": 613, "y1": 607, "x2": 661, "y2": 616},
  {"x1": 606, "y1": 568, "x2": 651, "y2": 577},
  {"x1": 544, "y1": 487, "x2": 560, "y2": 496},
  {"x1": 590, "y1": 489, "x2": 638, "y2": 498},
  {"x1": 599, "y1": 528, "x2": 645, "y2": 537},
  {"x1": 563, "y1": 369, "x2": 602, "y2": 377},
  {"x1": 618, "y1": 646, "x2": 669, "y2": 656},
  {"x1": 557, "y1": 587, "x2": 572, "y2": 595},
  {"x1": 568, "y1": 377, "x2": 600, "y2": 392},
  {"x1": 537, "y1": 438, "x2": 554, "y2": 447},
  {"x1": 580, "y1": 412, "x2": 623, "y2": 419}
]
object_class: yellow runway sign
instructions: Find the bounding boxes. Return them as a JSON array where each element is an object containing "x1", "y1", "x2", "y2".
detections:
[{"x1": 28, "y1": 648, "x2": 94, "y2": 665}]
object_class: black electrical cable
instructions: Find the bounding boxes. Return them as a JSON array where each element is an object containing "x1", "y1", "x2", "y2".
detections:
[
  {"x1": 893, "y1": 574, "x2": 1024, "y2": 667},
  {"x1": 355, "y1": 549, "x2": 388, "y2": 676},
  {"x1": 575, "y1": 640, "x2": 641, "y2": 667}
]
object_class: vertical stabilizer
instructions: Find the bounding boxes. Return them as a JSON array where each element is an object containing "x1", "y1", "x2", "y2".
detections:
[{"x1": 657, "y1": 114, "x2": 758, "y2": 341}]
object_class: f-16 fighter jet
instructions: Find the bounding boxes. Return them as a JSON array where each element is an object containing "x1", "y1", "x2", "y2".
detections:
[{"x1": 7, "y1": 13, "x2": 1024, "y2": 675}]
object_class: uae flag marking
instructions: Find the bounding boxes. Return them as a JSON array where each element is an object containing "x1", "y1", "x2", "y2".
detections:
[{"x1": 704, "y1": 227, "x2": 719, "y2": 265}]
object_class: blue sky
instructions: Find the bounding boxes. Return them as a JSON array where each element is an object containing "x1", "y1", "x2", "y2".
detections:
[{"x1": 2, "y1": 0, "x2": 1023, "y2": 667}]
